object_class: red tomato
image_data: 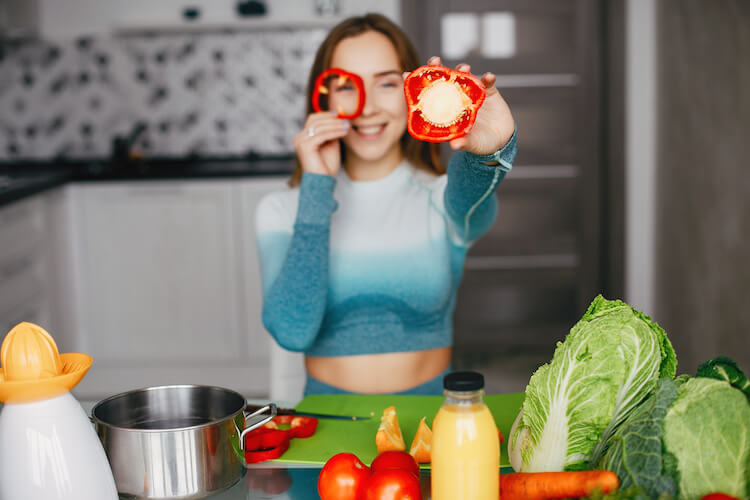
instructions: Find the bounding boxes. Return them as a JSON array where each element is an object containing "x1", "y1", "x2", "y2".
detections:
[
  {"x1": 700, "y1": 494, "x2": 741, "y2": 500},
  {"x1": 370, "y1": 451, "x2": 420, "y2": 478},
  {"x1": 358, "y1": 468, "x2": 422, "y2": 500},
  {"x1": 318, "y1": 453, "x2": 372, "y2": 500}
]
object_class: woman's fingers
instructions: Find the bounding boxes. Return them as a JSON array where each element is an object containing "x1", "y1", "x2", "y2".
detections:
[
  {"x1": 427, "y1": 56, "x2": 441, "y2": 66},
  {"x1": 303, "y1": 110, "x2": 340, "y2": 129},
  {"x1": 301, "y1": 112, "x2": 348, "y2": 136},
  {"x1": 455, "y1": 62, "x2": 471, "y2": 73},
  {"x1": 308, "y1": 127, "x2": 349, "y2": 147},
  {"x1": 295, "y1": 121, "x2": 349, "y2": 149},
  {"x1": 449, "y1": 137, "x2": 468, "y2": 150},
  {"x1": 480, "y1": 72, "x2": 500, "y2": 97}
]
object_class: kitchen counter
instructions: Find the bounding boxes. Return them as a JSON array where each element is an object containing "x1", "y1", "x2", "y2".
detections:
[
  {"x1": 75, "y1": 396, "x2": 517, "y2": 499},
  {"x1": 0, "y1": 155, "x2": 297, "y2": 207},
  {"x1": 0, "y1": 169, "x2": 71, "y2": 207},
  {"x1": 76, "y1": 399, "x2": 431, "y2": 499}
]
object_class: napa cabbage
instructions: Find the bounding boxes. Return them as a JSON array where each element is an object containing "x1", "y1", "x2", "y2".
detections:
[{"x1": 508, "y1": 295, "x2": 677, "y2": 471}]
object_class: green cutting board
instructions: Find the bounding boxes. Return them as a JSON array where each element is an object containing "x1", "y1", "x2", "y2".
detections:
[{"x1": 273, "y1": 393, "x2": 524, "y2": 467}]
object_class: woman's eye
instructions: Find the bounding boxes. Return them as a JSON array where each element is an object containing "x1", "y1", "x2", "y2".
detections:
[{"x1": 380, "y1": 80, "x2": 401, "y2": 89}]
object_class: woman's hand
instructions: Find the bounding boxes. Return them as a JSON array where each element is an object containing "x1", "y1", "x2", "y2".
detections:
[
  {"x1": 426, "y1": 56, "x2": 515, "y2": 156},
  {"x1": 293, "y1": 111, "x2": 350, "y2": 177}
]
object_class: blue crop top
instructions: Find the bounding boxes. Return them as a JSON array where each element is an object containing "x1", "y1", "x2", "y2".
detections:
[{"x1": 255, "y1": 132, "x2": 517, "y2": 356}]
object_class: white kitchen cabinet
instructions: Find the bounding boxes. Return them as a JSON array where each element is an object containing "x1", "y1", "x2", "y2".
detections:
[
  {"x1": 0, "y1": 0, "x2": 400, "y2": 39},
  {"x1": 69, "y1": 178, "x2": 282, "y2": 399},
  {"x1": 109, "y1": 0, "x2": 401, "y2": 32},
  {"x1": 0, "y1": 0, "x2": 95, "y2": 39},
  {"x1": 0, "y1": 188, "x2": 67, "y2": 341}
]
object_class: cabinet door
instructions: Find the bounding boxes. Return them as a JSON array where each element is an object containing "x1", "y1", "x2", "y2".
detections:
[
  {"x1": 0, "y1": 195, "x2": 48, "y2": 334},
  {"x1": 71, "y1": 180, "x2": 268, "y2": 397},
  {"x1": 404, "y1": 0, "x2": 607, "y2": 393},
  {"x1": 0, "y1": 187, "x2": 73, "y2": 346}
]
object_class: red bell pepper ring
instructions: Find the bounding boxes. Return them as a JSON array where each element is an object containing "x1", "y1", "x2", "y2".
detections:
[
  {"x1": 311, "y1": 68, "x2": 366, "y2": 120},
  {"x1": 287, "y1": 415, "x2": 319, "y2": 438},
  {"x1": 243, "y1": 415, "x2": 318, "y2": 464},
  {"x1": 244, "y1": 432, "x2": 291, "y2": 464},
  {"x1": 404, "y1": 65, "x2": 486, "y2": 143}
]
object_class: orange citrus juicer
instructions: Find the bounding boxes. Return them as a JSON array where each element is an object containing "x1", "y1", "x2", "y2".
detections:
[{"x1": 0, "y1": 322, "x2": 92, "y2": 404}]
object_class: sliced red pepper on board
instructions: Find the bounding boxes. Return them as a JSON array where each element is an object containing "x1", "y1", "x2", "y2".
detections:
[
  {"x1": 288, "y1": 415, "x2": 319, "y2": 438},
  {"x1": 262, "y1": 415, "x2": 319, "y2": 438},
  {"x1": 243, "y1": 415, "x2": 318, "y2": 464},
  {"x1": 244, "y1": 432, "x2": 291, "y2": 464},
  {"x1": 404, "y1": 65, "x2": 486, "y2": 143},
  {"x1": 311, "y1": 68, "x2": 366, "y2": 120}
]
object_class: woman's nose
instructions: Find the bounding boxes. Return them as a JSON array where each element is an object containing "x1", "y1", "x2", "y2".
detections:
[{"x1": 360, "y1": 85, "x2": 377, "y2": 116}]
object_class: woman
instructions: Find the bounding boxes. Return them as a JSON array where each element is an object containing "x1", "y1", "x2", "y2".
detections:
[{"x1": 255, "y1": 13, "x2": 516, "y2": 395}]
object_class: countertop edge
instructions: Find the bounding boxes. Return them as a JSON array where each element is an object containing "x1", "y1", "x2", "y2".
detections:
[{"x1": 0, "y1": 159, "x2": 296, "y2": 208}]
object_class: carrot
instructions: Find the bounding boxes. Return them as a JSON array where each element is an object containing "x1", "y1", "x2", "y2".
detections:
[{"x1": 499, "y1": 470, "x2": 620, "y2": 500}]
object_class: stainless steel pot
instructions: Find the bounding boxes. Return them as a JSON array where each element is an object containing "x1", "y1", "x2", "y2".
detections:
[{"x1": 91, "y1": 385, "x2": 276, "y2": 499}]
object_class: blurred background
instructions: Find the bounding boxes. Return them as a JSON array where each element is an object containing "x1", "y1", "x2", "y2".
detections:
[{"x1": 0, "y1": 0, "x2": 747, "y2": 401}]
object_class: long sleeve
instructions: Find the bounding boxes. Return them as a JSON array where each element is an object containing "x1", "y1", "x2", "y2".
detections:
[
  {"x1": 444, "y1": 129, "x2": 518, "y2": 244},
  {"x1": 255, "y1": 173, "x2": 337, "y2": 352}
]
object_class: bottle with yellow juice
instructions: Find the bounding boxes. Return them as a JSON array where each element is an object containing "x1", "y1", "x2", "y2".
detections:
[{"x1": 431, "y1": 371, "x2": 499, "y2": 500}]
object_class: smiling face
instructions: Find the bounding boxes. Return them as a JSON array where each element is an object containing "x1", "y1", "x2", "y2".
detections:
[{"x1": 329, "y1": 30, "x2": 408, "y2": 176}]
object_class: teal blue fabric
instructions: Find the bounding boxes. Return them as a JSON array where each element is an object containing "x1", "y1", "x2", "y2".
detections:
[{"x1": 257, "y1": 132, "x2": 517, "y2": 362}]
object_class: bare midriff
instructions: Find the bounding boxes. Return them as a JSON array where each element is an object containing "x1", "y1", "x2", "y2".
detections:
[{"x1": 305, "y1": 346, "x2": 451, "y2": 393}]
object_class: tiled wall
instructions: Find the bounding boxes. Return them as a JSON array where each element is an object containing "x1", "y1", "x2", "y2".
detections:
[{"x1": 0, "y1": 28, "x2": 327, "y2": 160}]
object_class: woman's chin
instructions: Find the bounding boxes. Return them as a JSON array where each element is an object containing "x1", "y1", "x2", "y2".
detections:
[{"x1": 344, "y1": 135, "x2": 403, "y2": 164}]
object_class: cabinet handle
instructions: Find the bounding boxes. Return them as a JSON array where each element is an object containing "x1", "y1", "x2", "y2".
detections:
[
  {"x1": 126, "y1": 186, "x2": 187, "y2": 196},
  {"x1": 510, "y1": 165, "x2": 579, "y2": 180},
  {"x1": 494, "y1": 73, "x2": 579, "y2": 88},
  {"x1": 465, "y1": 254, "x2": 579, "y2": 270}
]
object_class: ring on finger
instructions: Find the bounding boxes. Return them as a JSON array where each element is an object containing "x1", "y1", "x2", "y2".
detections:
[{"x1": 307, "y1": 126, "x2": 315, "y2": 137}]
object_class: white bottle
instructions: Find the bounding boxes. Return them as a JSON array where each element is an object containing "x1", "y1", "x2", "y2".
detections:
[{"x1": 0, "y1": 322, "x2": 118, "y2": 499}]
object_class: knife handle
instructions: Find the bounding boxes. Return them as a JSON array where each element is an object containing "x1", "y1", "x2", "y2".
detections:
[{"x1": 245, "y1": 403, "x2": 294, "y2": 416}]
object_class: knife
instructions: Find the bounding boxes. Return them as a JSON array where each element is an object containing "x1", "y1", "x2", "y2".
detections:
[{"x1": 245, "y1": 403, "x2": 371, "y2": 421}]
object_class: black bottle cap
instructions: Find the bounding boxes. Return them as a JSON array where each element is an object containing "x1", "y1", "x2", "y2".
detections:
[{"x1": 443, "y1": 371, "x2": 484, "y2": 391}]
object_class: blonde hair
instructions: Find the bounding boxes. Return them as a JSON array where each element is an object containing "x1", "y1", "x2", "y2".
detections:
[{"x1": 289, "y1": 13, "x2": 443, "y2": 186}]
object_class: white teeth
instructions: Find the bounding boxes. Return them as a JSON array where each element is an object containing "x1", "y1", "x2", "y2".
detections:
[{"x1": 356, "y1": 125, "x2": 384, "y2": 135}]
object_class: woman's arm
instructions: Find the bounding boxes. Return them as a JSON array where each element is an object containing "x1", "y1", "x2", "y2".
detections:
[
  {"x1": 444, "y1": 130, "x2": 517, "y2": 243},
  {"x1": 255, "y1": 173, "x2": 337, "y2": 351},
  {"x1": 422, "y1": 55, "x2": 516, "y2": 245}
]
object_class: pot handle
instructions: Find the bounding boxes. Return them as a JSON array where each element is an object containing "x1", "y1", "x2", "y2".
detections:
[{"x1": 237, "y1": 403, "x2": 277, "y2": 450}]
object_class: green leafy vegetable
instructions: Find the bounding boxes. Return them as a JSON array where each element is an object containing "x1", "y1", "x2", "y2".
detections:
[
  {"x1": 599, "y1": 365, "x2": 750, "y2": 500},
  {"x1": 696, "y1": 356, "x2": 750, "y2": 401},
  {"x1": 508, "y1": 295, "x2": 677, "y2": 472},
  {"x1": 664, "y1": 377, "x2": 749, "y2": 499},
  {"x1": 584, "y1": 487, "x2": 674, "y2": 500},
  {"x1": 599, "y1": 377, "x2": 679, "y2": 498}
]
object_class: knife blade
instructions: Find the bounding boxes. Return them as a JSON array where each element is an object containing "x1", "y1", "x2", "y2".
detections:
[{"x1": 245, "y1": 403, "x2": 371, "y2": 421}]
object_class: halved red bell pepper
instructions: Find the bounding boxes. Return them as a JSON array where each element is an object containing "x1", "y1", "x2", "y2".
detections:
[
  {"x1": 244, "y1": 428, "x2": 291, "y2": 464},
  {"x1": 243, "y1": 415, "x2": 318, "y2": 464},
  {"x1": 311, "y1": 68, "x2": 366, "y2": 120},
  {"x1": 263, "y1": 415, "x2": 319, "y2": 439},
  {"x1": 404, "y1": 65, "x2": 486, "y2": 143}
]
